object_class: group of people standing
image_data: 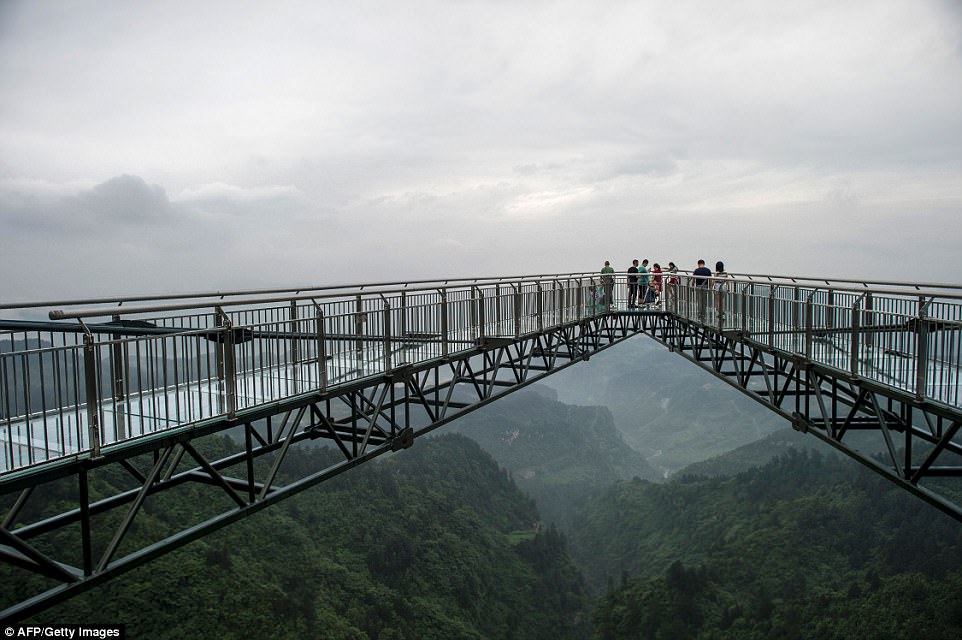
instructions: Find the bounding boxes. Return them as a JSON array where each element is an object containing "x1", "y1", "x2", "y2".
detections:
[
  {"x1": 599, "y1": 258, "x2": 729, "y2": 310},
  {"x1": 623, "y1": 258, "x2": 676, "y2": 308}
]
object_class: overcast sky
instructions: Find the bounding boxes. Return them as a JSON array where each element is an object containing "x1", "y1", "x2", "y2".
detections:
[{"x1": 1, "y1": 0, "x2": 960, "y2": 301}]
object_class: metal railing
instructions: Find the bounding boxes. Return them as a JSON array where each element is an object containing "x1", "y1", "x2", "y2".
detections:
[
  {"x1": 1, "y1": 271, "x2": 960, "y2": 476},
  {"x1": 0, "y1": 275, "x2": 609, "y2": 473},
  {"x1": 665, "y1": 275, "x2": 962, "y2": 407}
]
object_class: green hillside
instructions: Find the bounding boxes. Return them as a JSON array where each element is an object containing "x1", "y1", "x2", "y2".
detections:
[
  {"x1": 675, "y1": 427, "x2": 888, "y2": 478},
  {"x1": 6, "y1": 435, "x2": 589, "y2": 639},
  {"x1": 574, "y1": 450, "x2": 962, "y2": 638}
]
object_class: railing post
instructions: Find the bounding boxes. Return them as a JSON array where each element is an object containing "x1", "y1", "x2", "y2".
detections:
[
  {"x1": 804, "y1": 291, "x2": 815, "y2": 359},
  {"x1": 215, "y1": 307, "x2": 236, "y2": 418},
  {"x1": 850, "y1": 295, "x2": 862, "y2": 377},
  {"x1": 80, "y1": 323, "x2": 101, "y2": 458},
  {"x1": 513, "y1": 284, "x2": 522, "y2": 337},
  {"x1": 477, "y1": 287, "x2": 486, "y2": 344},
  {"x1": 382, "y1": 297, "x2": 393, "y2": 373},
  {"x1": 470, "y1": 286, "x2": 479, "y2": 332},
  {"x1": 768, "y1": 286, "x2": 776, "y2": 347},
  {"x1": 740, "y1": 284, "x2": 748, "y2": 334},
  {"x1": 495, "y1": 284, "x2": 502, "y2": 335},
  {"x1": 440, "y1": 288, "x2": 449, "y2": 357},
  {"x1": 554, "y1": 280, "x2": 565, "y2": 327},
  {"x1": 110, "y1": 314, "x2": 126, "y2": 441},
  {"x1": 669, "y1": 278, "x2": 677, "y2": 316},
  {"x1": 575, "y1": 279, "x2": 583, "y2": 322},
  {"x1": 354, "y1": 295, "x2": 365, "y2": 361},
  {"x1": 864, "y1": 292, "x2": 874, "y2": 353},
  {"x1": 916, "y1": 296, "x2": 930, "y2": 400},
  {"x1": 826, "y1": 289, "x2": 835, "y2": 333},
  {"x1": 290, "y1": 300, "x2": 299, "y2": 390},
  {"x1": 313, "y1": 302, "x2": 328, "y2": 391},
  {"x1": 793, "y1": 285, "x2": 802, "y2": 331},
  {"x1": 536, "y1": 282, "x2": 544, "y2": 332},
  {"x1": 715, "y1": 288, "x2": 725, "y2": 332},
  {"x1": 400, "y1": 290, "x2": 408, "y2": 340},
  {"x1": 110, "y1": 315, "x2": 125, "y2": 402}
]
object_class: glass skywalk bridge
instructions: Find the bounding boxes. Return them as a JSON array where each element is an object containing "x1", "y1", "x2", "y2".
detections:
[
  {"x1": 1, "y1": 273, "x2": 960, "y2": 474},
  {"x1": 1, "y1": 271, "x2": 961, "y2": 620}
]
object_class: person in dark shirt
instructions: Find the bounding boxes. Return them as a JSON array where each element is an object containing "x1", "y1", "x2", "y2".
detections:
[
  {"x1": 693, "y1": 259, "x2": 713, "y2": 322},
  {"x1": 693, "y1": 259, "x2": 712, "y2": 287},
  {"x1": 627, "y1": 259, "x2": 640, "y2": 308}
]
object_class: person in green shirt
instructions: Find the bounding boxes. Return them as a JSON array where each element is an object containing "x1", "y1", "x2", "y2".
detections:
[
  {"x1": 638, "y1": 259, "x2": 651, "y2": 306},
  {"x1": 600, "y1": 261, "x2": 615, "y2": 308}
]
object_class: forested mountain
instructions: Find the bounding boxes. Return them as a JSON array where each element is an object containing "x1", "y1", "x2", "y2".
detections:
[
  {"x1": 542, "y1": 336, "x2": 784, "y2": 474},
  {"x1": 574, "y1": 449, "x2": 962, "y2": 639},
  {"x1": 6, "y1": 435, "x2": 589, "y2": 639},
  {"x1": 4, "y1": 349, "x2": 961, "y2": 639},
  {"x1": 446, "y1": 385, "x2": 660, "y2": 529},
  {"x1": 675, "y1": 427, "x2": 887, "y2": 478}
]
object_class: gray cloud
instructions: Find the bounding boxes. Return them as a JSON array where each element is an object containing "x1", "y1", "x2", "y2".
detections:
[{"x1": 0, "y1": 0, "x2": 960, "y2": 300}]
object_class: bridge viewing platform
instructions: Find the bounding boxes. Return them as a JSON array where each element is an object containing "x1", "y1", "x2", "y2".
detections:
[{"x1": 1, "y1": 270, "x2": 961, "y2": 619}]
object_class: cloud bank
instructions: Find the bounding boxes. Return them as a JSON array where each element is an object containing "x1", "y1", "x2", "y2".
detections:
[{"x1": 0, "y1": 0, "x2": 960, "y2": 300}]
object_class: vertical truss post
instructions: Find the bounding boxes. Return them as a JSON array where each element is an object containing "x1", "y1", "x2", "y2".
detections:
[
  {"x1": 916, "y1": 296, "x2": 930, "y2": 400},
  {"x1": 79, "y1": 468, "x2": 92, "y2": 576},
  {"x1": 215, "y1": 307, "x2": 236, "y2": 418},
  {"x1": 80, "y1": 321, "x2": 101, "y2": 458},
  {"x1": 290, "y1": 300, "x2": 300, "y2": 391},
  {"x1": 313, "y1": 301, "x2": 328, "y2": 391},
  {"x1": 439, "y1": 288, "x2": 449, "y2": 357}
]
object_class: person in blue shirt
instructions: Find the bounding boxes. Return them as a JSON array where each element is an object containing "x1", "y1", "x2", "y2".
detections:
[
  {"x1": 693, "y1": 259, "x2": 712, "y2": 287},
  {"x1": 693, "y1": 259, "x2": 713, "y2": 322}
]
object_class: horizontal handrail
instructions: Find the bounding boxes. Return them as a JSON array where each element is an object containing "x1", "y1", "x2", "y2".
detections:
[
  {"x1": 1, "y1": 271, "x2": 599, "y2": 311},
  {"x1": 33, "y1": 274, "x2": 962, "y2": 321},
  {"x1": 2, "y1": 267, "x2": 957, "y2": 314}
]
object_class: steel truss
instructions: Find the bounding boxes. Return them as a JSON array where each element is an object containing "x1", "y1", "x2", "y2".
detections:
[
  {"x1": 637, "y1": 314, "x2": 962, "y2": 520},
  {"x1": 0, "y1": 312, "x2": 654, "y2": 621}
]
